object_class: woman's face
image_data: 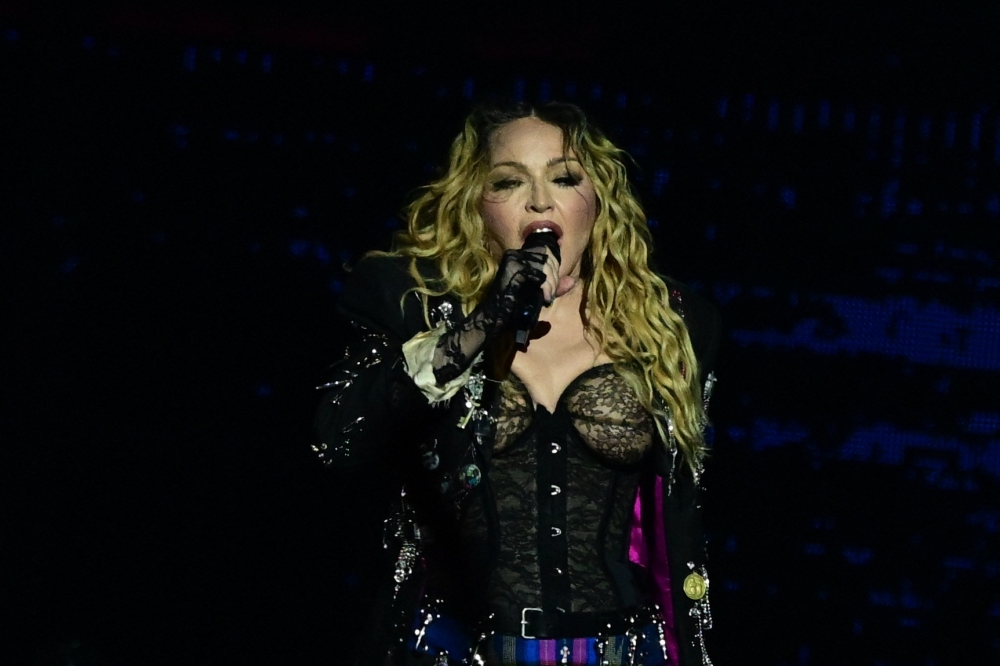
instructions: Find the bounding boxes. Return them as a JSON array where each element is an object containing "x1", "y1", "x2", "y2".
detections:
[{"x1": 480, "y1": 117, "x2": 598, "y2": 279}]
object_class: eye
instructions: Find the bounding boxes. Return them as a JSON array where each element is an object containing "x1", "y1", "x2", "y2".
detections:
[
  {"x1": 554, "y1": 173, "x2": 582, "y2": 187},
  {"x1": 490, "y1": 178, "x2": 521, "y2": 191}
]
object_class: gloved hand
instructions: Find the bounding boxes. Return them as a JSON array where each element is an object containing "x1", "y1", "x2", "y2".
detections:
[{"x1": 431, "y1": 246, "x2": 554, "y2": 384}]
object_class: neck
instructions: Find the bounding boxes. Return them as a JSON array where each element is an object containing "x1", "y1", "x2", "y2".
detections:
[{"x1": 538, "y1": 279, "x2": 585, "y2": 324}]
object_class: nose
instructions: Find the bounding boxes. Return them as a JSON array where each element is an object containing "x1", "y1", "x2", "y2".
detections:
[{"x1": 527, "y1": 181, "x2": 552, "y2": 212}]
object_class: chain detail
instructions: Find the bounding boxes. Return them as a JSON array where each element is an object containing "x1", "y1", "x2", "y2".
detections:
[{"x1": 687, "y1": 563, "x2": 713, "y2": 666}]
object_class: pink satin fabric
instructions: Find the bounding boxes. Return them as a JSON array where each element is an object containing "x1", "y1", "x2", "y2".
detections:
[{"x1": 629, "y1": 476, "x2": 680, "y2": 664}]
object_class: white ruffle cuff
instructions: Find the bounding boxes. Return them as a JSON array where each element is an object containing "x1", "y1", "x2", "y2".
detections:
[{"x1": 401, "y1": 324, "x2": 474, "y2": 405}]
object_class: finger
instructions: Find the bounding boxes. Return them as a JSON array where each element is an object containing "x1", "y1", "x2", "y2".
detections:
[
  {"x1": 541, "y1": 254, "x2": 560, "y2": 303},
  {"x1": 544, "y1": 248, "x2": 560, "y2": 272},
  {"x1": 520, "y1": 265, "x2": 547, "y2": 286},
  {"x1": 519, "y1": 247, "x2": 548, "y2": 264},
  {"x1": 541, "y1": 280, "x2": 556, "y2": 305},
  {"x1": 554, "y1": 276, "x2": 577, "y2": 298}
]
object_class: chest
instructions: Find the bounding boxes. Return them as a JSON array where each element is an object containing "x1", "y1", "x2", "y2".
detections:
[{"x1": 509, "y1": 322, "x2": 610, "y2": 412}]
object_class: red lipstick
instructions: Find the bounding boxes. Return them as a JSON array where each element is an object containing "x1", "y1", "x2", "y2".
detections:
[{"x1": 522, "y1": 221, "x2": 563, "y2": 242}]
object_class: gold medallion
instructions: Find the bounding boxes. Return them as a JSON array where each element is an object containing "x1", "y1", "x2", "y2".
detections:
[{"x1": 683, "y1": 572, "x2": 707, "y2": 600}]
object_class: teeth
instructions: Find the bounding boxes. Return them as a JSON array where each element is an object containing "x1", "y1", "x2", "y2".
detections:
[{"x1": 531, "y1": 228, "x2": 555, "y2": 233}]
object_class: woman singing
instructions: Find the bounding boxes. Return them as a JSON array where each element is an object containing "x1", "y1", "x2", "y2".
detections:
[{"x1": 315, "y1": 102, "x2": 720, "y2": 666}]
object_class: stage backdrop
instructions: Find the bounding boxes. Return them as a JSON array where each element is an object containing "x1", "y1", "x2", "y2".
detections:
[{"x1": 3, "y1": 3, "x2": 998, "y2": 665}]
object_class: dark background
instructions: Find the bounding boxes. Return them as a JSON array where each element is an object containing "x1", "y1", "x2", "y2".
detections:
[{"x1": 3, "y1": 1, "x2": 998, "y2": 664}]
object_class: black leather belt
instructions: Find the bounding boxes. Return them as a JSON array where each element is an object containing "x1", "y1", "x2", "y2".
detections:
[{"x1": 494, "y1": 607, "x2": 651, "y2": 639}]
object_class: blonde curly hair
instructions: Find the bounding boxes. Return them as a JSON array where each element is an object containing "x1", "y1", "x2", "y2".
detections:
[{"x1": 374, "y1": 102, "x2": 707, "y2": 468}]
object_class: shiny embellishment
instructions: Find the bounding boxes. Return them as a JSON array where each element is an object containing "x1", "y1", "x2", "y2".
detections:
[
  {"x1": 459, "y1": 464, "x2": 482, "y2": 489},
  {"x1": 467, "y1": 621, "x2": 493, "y2": 665},
  {"x1": 457, "y1": 370, "x2": 487, "y2": 429},
  {"x1": 690, "y1": 604, "x2": 714, "y2": 666},
  {"x1": 702, "y1": 372, "x2": 716, "y2": 413},
  {"x1": 683, "y1": 572, "x2": 707, "y2": 600},
  {"x1": 560, "y1": 645, "x2": 570, "y2": 664},
  {"x1": 551, "y1": 442, "x2": 561, "y2": 454},
  {"x1": 669, "y1": 288, "x2": 685, "y2": 318},
  {"x1": 313, "y1": 328, "x2": 389, "y2": 463},
  {"x1": 422, "y1": 451, "x2": 440, "y2": 470},
  {"x1": 686, "y1": 563, "x2": 714, "y2": 665},
  {"x1": 626, "y1": 621, "x2": 640, "y2": 666},
  {"x1": 699, "y1": 372, "x2": 717, "y2": 436},
  {"x1": 315, "y1": 378, "x2": 350, "y2": 390},
  {"x1": 654, "y1": 610, "x2": 669, "y2": 661},
  {"x1": 340, "y1": 416, "x2": 365, "y2": 434},
  {"x1": 550, "y1": 484, "x2": 561, "y2": 495},
  {"x1": 665, "y1": 417, "x2": 679, "y2": 497},
  {"x1": 393, "y1": 541, "x2": 418, "y2": 584},
  {"x1": 431, "y1": 300, "x2": 455, "y2": 328},
  {"x1": 413, "y1": 608, "x2": 435, "y2": 652},
  {"x1": 551, "y1": 527, "x2": 562, "y2": 537}
]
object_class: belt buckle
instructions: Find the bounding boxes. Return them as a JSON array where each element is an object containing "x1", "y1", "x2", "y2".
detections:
[{"x1": 520, "y1": 607, "x2": 543, "y2": 639}]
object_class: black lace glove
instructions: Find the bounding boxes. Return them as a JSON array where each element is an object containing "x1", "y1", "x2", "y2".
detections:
[{"x1": 431, "y1": 247, "x2": 549, "y2": 384}]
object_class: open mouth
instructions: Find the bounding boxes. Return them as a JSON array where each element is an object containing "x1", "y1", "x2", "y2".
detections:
[{"x1": 522, "y1": 221, "x2": 563, "y2": 242}]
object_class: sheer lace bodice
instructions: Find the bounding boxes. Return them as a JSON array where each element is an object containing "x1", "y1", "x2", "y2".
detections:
[
  {"x1": 484, "y1": 364, "x2": 657, "y2": 628},
  {"x1": 494, "y1": 364, "x2": 655, "y2": 461}
]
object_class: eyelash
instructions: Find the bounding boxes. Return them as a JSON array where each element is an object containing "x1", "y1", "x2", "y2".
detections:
[
  {"x1": 490, "y1": 173, "x2": 581, "y2": 191},
  {"x1": 491, "y1": 178, "x2": 520, "y2": 191},
  {"x1": 554, "y1": 174, "x2": 581, "y2": 186}
]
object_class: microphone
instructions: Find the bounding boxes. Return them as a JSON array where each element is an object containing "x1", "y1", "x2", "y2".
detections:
[{"x1": 512, "y1": 230, "x2": 561, "y2": 351}]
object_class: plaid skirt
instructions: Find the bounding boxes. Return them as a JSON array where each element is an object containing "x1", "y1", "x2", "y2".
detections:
[
  {"x1": 479, "y1": 625, "x2": 668, "y2": 666},
  {"x1": 410, "y1": 615, "x2": 668, "y2": 666}
]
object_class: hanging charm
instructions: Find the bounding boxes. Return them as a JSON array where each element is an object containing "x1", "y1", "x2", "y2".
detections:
[
  {"x1": 394, "y1": 541, "x2": 418, "y2": 585},
  {"x1": 686, "y1": 562, "x2": 714, "y2": 666},
  {"x1": 384, "y1": 488, "x2": 422, "y2": 600},
  {"x1": 665, "y1": 411, "x2": 679, "y2": 495},
  {"x1": 625, "y1": 611, "x2": 640, "y2": 666},
  {"x1": 458, "y1": 464, "x2": 482, "y2": 489},
  {"x1": 702, "y1": 372, "x2": 716, "y2": 417},
  {"x1": 654, "y1": 608, "x2": 669, "y2": 661},
  {"x1": 457, "y1": 370, "x2": 486, "y2": 429},
  {"x1": 430, "y1": 300, "x2": 456, "y2": 328}
]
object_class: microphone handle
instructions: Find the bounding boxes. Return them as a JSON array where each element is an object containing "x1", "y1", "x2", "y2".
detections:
[
  {"x1": 513, "y1": 288, "x2": 543, "y2": 350},
  {"x1": 513, "y1": 232, "x2": 560, "y2": 351}
]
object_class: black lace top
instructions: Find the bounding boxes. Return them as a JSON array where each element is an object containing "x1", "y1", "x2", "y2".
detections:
[{"x1": 485, "y1": 363, "x2": 657, "y2": 628}]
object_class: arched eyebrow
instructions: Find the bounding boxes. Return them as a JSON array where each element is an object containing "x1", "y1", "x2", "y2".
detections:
[{"x1": 489, "y1": 157, "x2": 582, "y2": 169}]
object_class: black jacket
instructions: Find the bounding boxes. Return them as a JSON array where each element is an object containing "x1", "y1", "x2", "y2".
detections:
[{"x1": 315, "y1": 255, "x2": 721, "y2": 665}]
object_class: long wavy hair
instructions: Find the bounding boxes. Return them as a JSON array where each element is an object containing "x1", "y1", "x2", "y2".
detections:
[{"x1": 376, "y1": 101, "x2": 707, "y2": 468}]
